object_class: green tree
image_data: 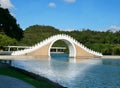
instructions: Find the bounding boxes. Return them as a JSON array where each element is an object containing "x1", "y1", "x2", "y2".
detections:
[
  {"x1": 0, "y1": 7, "x2": 23, "y2": 40},
  {"x1": 0, "y1": 34, "x2": 18, "y2": 50},
  {"x1": 112, "y1": 46, "x2": 120, "y2": 55}
]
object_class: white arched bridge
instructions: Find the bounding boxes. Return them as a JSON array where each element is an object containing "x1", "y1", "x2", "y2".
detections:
[{"x1": 12, "y1": 34, "x2": 103, "y2": 57}]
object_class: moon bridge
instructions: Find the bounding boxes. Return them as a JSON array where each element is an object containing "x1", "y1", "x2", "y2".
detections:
[{"x1": 12, "y1": 34, "x2": 103, "y2": 57}]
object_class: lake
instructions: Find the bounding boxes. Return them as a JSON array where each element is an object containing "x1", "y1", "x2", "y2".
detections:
[{"x1": 11, "y1": 54, "x2": 120, "y2": 88}]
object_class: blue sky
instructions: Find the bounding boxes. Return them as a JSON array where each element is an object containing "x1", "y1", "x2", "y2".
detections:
[{"x1": 1, "y1": 0, "x2": 120, "y2": 31}]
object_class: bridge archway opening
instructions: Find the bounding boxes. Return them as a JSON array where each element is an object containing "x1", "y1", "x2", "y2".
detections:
[
  {"x1": 49, "y1": 39, "x2": 76, "y2": 58},
  {"x1": 51, "y1": 40, "x2": 69, "y2": 53}
]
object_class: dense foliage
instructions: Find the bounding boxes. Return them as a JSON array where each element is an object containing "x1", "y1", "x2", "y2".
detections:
[
  {"x1": 0, "y1": 34, "x2": 18, "y2": 50},
  {"x1": 19, "y1": 25, "x2": 120, "y2": 55},
  {"x1": 0, "y1": 7, "x2": 23, "y2": 40}
]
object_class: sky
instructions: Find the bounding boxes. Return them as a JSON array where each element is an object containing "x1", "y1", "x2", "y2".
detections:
[{"x1": 0, "y1": 0, "x2": 120, "y2": 31}]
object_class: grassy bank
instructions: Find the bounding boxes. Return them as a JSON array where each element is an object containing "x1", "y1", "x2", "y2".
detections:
[{"x1": 0, "y1": 67, "x2": 64, "y2": 88}]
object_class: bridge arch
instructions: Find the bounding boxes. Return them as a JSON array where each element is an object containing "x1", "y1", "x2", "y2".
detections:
[
  {"x1": 12, "y1": 34, "x2": 103, "y2": 57},
  {"x1": 49, "y1": 38, "x2": 76, "y2": 57}
]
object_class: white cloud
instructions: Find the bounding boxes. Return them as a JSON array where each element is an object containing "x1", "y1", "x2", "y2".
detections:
[
  {"x1": 64, "y1": 0, "x2": 76, "y2": 3},
  {"x1": 48, "y1": 2, "x2": 56, "y2": 8},
  {"x1": 0, "y1": 0, "x2": 14, "y2": 9},
  {"x1": 107, "y1": 25, "x2": 120, "y2": 32}
]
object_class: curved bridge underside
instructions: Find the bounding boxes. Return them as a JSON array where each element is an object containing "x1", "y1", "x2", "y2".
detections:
[{"x1": 12, "y1": 34, "x2": 103, "y2": 57}]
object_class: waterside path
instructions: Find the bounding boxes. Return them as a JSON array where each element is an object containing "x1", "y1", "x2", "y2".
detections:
[{"x1": 0, "y1": 55, "x2": 120, "y2": 60}]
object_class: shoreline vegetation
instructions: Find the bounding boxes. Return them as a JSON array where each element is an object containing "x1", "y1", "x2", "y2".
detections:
[{"x1": 0, "y1": 63, "x2": 65, "y2": 88}]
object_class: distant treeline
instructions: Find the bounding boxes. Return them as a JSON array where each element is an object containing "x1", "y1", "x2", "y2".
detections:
[{"x1": 0, "y1": 7, "x2": 120, "y2": 55}]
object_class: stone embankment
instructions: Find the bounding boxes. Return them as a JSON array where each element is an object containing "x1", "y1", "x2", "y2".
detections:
[{"x1": 102, "y1": 55, "x2": 120, "y2": 59}]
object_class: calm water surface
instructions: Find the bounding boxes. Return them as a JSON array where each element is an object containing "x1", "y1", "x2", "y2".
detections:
[{"x1": 12, "y1": 54, "x2": 120, "y2": 88}]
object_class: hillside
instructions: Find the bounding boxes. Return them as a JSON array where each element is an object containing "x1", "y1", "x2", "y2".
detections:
[{"x1": 20, "y1": 25, "x2": 60, "y2": 46}]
